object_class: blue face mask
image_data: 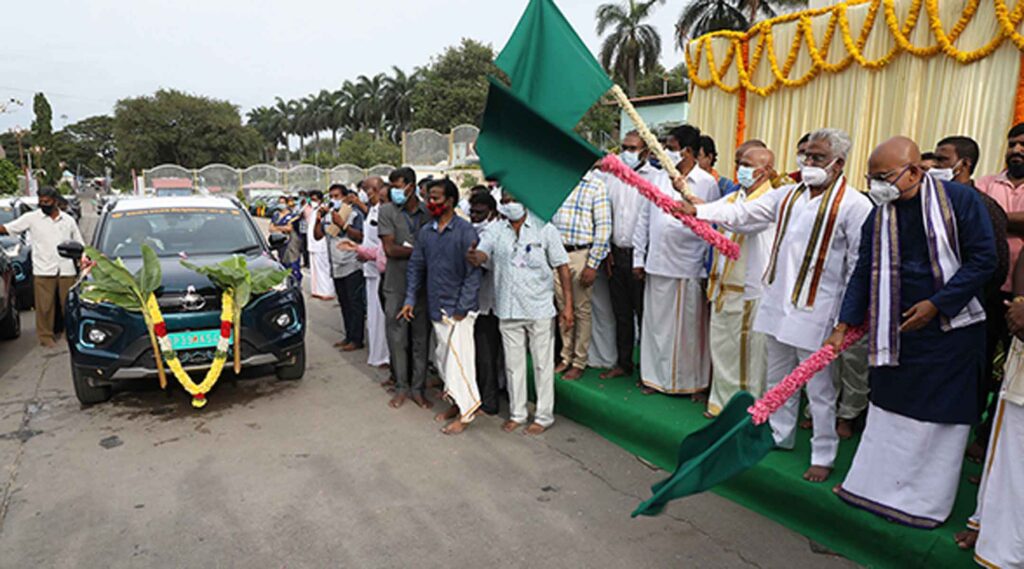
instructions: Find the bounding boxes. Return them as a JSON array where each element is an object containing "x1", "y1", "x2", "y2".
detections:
[{"x1": 390, "y1": 188, "x2": 408, "y2": 206}]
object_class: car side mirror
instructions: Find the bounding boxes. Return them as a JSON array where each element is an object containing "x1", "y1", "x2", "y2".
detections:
[
  {"x1": 268, "y1": 233, "x2": 288, "y2": 250},
  {"x1": 58, "y1": 241, "x2": 84, "y2": 260}
]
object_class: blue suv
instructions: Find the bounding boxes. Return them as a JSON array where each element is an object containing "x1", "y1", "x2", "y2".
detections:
[{"x1": 62, "y1": 196, "x2": 305, "y2": 404}]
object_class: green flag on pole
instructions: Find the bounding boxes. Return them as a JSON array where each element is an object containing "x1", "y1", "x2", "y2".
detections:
[
  {"x1": 477, "y1": 77, "x2": 602, "y2": 221},
  {"x1": 495, "y1": 0, "x2": 613, "y2": 132}
]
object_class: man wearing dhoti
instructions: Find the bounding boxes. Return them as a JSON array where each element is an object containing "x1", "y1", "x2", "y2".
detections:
[
  {"x1": 704, "y1": 145, "x2": 775, "y2": 417},
  {"x1": 633, "y1": 125, "x2": 719, "y2": 397},
  {"x1": 828, "y1": 137, "x2": 995, "y2": 527},
  {"x1": 957, "y1": 276, "x2": 1024, "y2": 566},
  {"x1": 306, "y1": 190, "x2": 336, "y2": 300},
  {"x1": 682, "y1": 128, "x2": 872, "y2": 482},
  {"x1": 402, "y1": 179, "x2": 483, "y2": 435}
]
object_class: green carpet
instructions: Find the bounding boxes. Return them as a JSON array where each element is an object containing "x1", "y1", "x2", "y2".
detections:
[{"x1": 548, "y1": 369, "x2": 981, "y2": 569}]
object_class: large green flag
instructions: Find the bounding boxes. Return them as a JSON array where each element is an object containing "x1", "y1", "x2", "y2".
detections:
[
  {"x1": 495, "y1": 0, "x2": 613, "y2": 132},
  {"x1": 477, "y1": 77, "x2": 602, "y2": 221}
]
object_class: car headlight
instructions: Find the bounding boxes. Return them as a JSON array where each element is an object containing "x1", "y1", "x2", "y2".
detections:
[
  {"x1": 3, "y1": 243, "x2": 19, "y2": 258},
  {"x1": 87, "y1": 327, "x2": 110, "y2": 345}
]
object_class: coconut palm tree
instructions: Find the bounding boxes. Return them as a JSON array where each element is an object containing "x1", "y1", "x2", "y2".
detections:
[
  {"x1": 246, "y1": 106, "x2": 287, "y2": 162},
  {"x1": 675, "y1": 0, "x2": 807, "y2": 46},
  {"x1": 596, "y1": 0, "x2": 666, "y2": 97},
  {"x1": 381, "y1": 66, "x2": 420, "y2": 142}
]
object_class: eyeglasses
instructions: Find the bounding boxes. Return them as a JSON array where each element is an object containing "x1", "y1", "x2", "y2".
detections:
[{"x1": 865, "y1": 164, "x2": 912, "y2": 185}]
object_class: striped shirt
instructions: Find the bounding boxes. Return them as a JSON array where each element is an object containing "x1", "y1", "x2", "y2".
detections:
[{"x1": 551, "y1": 173, "x2": 612, "y2": 270}]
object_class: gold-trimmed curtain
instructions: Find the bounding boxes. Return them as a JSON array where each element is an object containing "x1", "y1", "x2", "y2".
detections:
[{"x1": 686, "y1": 0, "x2": 1023, "y2": 183}]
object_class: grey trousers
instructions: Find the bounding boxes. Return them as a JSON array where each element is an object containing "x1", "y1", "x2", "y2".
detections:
[
  {"x1": 384, "y1": 290, "x2": 430, "y2": 396},
  {"x1": 833, "y1": 335, "x2": 869, "y2": 420}
]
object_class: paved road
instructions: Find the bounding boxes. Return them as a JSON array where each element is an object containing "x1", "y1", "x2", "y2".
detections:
[{"x1": 0, "y1": 204, "x2": 858, "y2": 568}]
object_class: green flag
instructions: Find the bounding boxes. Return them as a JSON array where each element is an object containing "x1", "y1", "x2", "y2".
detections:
[
  {"x1": 477, "y1": 77, "x2": 602, "y2": 221},
  {"x1": 495, "y1": 0, "x2": 613, "y2": 132},
  {"x1": 631, "y1": 392, "x2": 776, "y2": 517}
]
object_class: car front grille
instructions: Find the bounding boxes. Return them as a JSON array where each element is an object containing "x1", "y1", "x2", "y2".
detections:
[{"x1": 156, "y1": 293, "x2": 222, "y2": 314}]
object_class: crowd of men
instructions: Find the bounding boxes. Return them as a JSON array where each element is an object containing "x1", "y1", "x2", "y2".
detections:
[{"x1": 280, "y1": 122, "x2": 1024, "y2": 567}]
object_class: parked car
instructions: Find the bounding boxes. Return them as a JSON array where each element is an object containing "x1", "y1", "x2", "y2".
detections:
[
  {"x1": 0, "y1": 248, "x2": 21, "y2": 340},
  {"x1": 61, "y1": 195, "x2": 305, "y2": 404},
  {"x1": 0, "y1": 198, "x2": 33, "y2": 309}
]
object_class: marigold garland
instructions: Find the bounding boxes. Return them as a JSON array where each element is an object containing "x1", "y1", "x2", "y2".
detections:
[
  {"x1": 146, "y1": 292, "x2": 234, "y2": 408},
  {"x1": 687, "y1": 0, "x2": 1024, "y2": 97}
]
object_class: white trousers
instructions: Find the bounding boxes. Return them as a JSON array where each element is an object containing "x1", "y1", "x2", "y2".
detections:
[
  {"x1": 765, "y1": 335, "x2": 839, "y2": 468},
  {"x1": 433, "y1": 315, "x2": 481, "y2": 422},
  {"x1": 500, "y1": 318, "x2": 556, "y2": 428},
  {"x1": 587, "y1": 271, "x2": 617, "y2": 369},
  {"x1": 365, "y1": 275, "x2": 389, "y2": 367}
]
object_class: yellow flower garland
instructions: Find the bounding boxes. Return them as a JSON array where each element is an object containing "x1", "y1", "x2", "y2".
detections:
[
  {"x1": 687, "y1": 0, "x2": 1024, "y2": 97},
  {"x1": 146, "y1": 293, "x2": 234, "y2": 408}
]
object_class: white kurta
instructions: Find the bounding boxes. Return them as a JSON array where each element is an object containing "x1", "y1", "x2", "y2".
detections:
[
  {"x1": 696, "y1": 181, "x2": 873, "y2": 352},
  {"x1": 433, "y1": 314, "x2": 481, "y2": 422},
  {"x1": 306, "y1": 205, "x2": 335, "y2": 300},
  {"x1": 837, "y1": 403, "x2": 970, "y2": 528},
  {"x1": 970, "y1": 338, "x2": 1024, "y2": 568},
  {"x1": 633, "y1": 166, "x2": 719, "y2": 394}
]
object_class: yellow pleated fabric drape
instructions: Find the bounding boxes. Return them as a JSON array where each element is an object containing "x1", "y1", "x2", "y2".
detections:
[
  {"x1": 689, "y1": 38, "x2": 741, "y2": 175},
  {"x1": 686, "y1": 0, "x2": 1023, "y2": 183}
]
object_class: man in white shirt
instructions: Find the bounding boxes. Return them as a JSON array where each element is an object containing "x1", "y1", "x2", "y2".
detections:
[
  {"x1": 704, "y1": 145, "x2": 776, "y2": 418},
  {"x1": 600, "y1": 130, "x2": 656, "y2": 381},
  {"x1": 360, "y1": 176, "x2": 390, "y2": 369},
  {"x1": 0, "y1": 187, "x2": 84, "y2": 347},
  {"x1": 678, "y1": 128, "x2": 872, "y2": 483},
  {"x1": 633, "y1": 125, "x2": 720, "y2": 397}
]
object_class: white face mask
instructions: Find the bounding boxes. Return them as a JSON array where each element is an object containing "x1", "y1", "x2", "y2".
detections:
[
  {"x1": 736, "y1": 165, "x2": 758, "y2": 189},
  {"x1": 663, "y1": 150, "x2": 682, "y2": 167},
  {"x1": 928, "y1": 167, "x2": 954, "y2": 182},
  {"x1": 800, "y1": 159, "x2": 836, "y2": 187},
  {"x1": 497, "y1": 202, "x2": 526, "y2": 221},
  {"x1": 620, "y1": 151, "x2": 641, "y2": 169},
  {"x1": 472, "y1": 219, "x2": 492, "y2": 234},
  {"x1": 868, "y1": 179, "x2": 902, "y2": 205}
]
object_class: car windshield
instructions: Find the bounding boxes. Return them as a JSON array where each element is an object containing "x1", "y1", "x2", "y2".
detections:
[
  {"x1": 100, "y1": 207, "x2": 262, "y2": 258},
  {"x1": 155, "y1": 188, "x2": 192, "y2": 197},
  {"x1": 0, "y1": 206, "x2": 15, "y2": 224}
]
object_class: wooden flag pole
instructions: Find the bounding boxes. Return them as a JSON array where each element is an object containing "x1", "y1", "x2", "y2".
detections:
[{"x1": 609, "y1": 84, "x2": 694, "y2": 201}]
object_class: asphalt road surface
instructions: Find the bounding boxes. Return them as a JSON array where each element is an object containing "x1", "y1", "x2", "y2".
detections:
[{"x1": 0, "y1": 202, "x2": 858, "y2": 568}]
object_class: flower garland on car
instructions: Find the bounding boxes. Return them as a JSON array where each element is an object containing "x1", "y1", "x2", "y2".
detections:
[{"x1": 145, "y1": 292, "x2": 233, "y2": 409}]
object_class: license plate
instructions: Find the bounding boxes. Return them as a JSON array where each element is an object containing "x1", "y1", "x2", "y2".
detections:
[{"x1": 167, "y1": 329, "x2": 232, "y2": 350}]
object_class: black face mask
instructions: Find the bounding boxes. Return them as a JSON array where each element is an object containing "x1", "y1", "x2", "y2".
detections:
[{"x1": 40, "y1": 204, "x2": 56, "y2": 216}]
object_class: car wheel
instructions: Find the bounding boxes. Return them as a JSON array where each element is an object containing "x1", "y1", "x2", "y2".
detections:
[
  {"x1": 0, "y1": 297, "x2": 19, "y2": 340},
  {"x1": 275, "y1": 344, "x2": 305, "y2": 381},
  {"x1": 72, "y1": 366, "x2": 112, "y2": 405}
]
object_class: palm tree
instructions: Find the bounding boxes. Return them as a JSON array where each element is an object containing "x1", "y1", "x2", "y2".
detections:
[
  {"x1": 675, "y1": 0, "x2": 807, "y2": 46},
  {"x1": 246, "y1": 106, "x2": 287, "y2": 162},
  {"x1": 381, "y1": 66, "x2": 420, "y2": 142},
  {"x1": 273, "y1": 97, "x2": 297, "y2": 161},
  {"x1": 596, "y1": 0, "x2": 665, "y2": 97}
]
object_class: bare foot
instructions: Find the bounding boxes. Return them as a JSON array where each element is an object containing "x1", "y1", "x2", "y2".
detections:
[
  {"x1": 427, "y1": 377, "x2": 443, "y2": 389},
  {"x1": 333, "y1": 341, "x2": 347, "y2": 348},
  {"x1": 803, "y1": 465, "x2": 832, "y2": 483},
  {"x1": 435, "y1": 405, "x2": 459, "y2": 423},
  {"x1": 389, "y1": 393, "x2": 407, "y2": 409},
  {"x1": 691, "y1": 391, "x2": 708, "y2": 404},
  {"x1": 441, "y1": 420, "x2": 468, "y2": 435},
  {"x1": 599, "y1": 367, "x2": 628, "y2": 379},
  {"x1": 955, "y1": 529, "x2": 979, "y2": 550},
  {"x1": 376, "y1": 363, "x2": 391, "y2": 370},
  {"x1": 836, "y1": 418, "x2": 854, "y2": 440},
  {"x1": 965, "y1": 440, "x2": 986, "y2": 464},
  {"x1": 341, "y1": 343, "x2": 361, "y2": 352},
  {"x1": 562, "y1": 367, "x2": 583, "y2": 381},
  {"x1": 799, "y1": 418, "x2": 813, "y2": 429},
  {"x1": 411, "y1": 394, "x2": 434, "y2": 409},
  {"x1": 502, "y1": 420, "x2": 523, "y2": 433},
  {"x1": 40, "y1": 339, "x2": 56, "y2": 348},
  {"x1": 969, "y1": 474, "x2": 981, "y2": 485},
  {"x1": 554, "y1": 362, "x2": 569, "y2": 374},
  {"x1": 525, "y1": 423, "x2": 547, "y2": 435},
  {"x1": 703, "y1": 410, "x2": 715, "y2": 419},
  {"x1": 640, "y1": 386, "x2": 657, "y2": 395}
]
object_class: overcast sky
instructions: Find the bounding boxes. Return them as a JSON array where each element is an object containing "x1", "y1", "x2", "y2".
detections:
[{"x1": 0, "y1": 0, "x2": 685, "y2": 133}]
